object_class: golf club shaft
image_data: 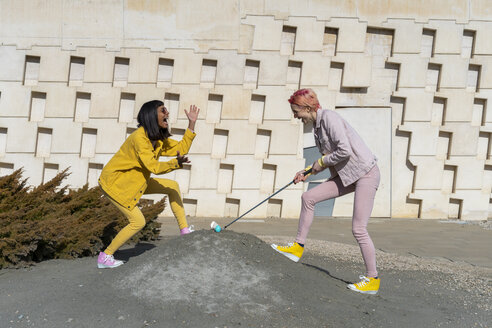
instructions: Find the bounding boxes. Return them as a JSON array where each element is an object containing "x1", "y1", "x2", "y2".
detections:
[
  {"x1": 224, "y1": 168, "x2": 312, "y2": 229},
  {"x1": 224, "y1": 180, "x2": 293, "y2": 229}
]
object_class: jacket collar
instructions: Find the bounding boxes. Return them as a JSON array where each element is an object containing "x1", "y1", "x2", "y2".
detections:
[
  {"x1": 314, "y1": 108, "x2": 323, "y2": 130},
  {"x1": 139, "y1": 127, "x2": 163, "y2": 152}
]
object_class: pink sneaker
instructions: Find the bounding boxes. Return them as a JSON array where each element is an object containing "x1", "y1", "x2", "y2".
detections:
[
  {"x1": 97, "y1": 252, "x2": 124, "y2": 269},
  {"x1": 180, "y1": 225, "x2": 194, "y2": 235}
]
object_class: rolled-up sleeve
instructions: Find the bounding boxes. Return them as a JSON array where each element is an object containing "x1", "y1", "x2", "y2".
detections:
[
  {"x1": 135, "y1": 136, "x2": 182, "y2": 175},
  {"x1": 162, "y1": 129, "x2": 196, "y2": 156}
]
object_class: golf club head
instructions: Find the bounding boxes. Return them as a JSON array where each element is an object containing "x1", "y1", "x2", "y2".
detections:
[{"x1": 210, "y1": 221, "x2": 222, "y2": 232}]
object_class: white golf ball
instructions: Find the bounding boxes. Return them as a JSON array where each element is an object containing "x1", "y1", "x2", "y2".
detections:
[{"x1": 211, "y1": 221, "x2": 221, "y2": 232}]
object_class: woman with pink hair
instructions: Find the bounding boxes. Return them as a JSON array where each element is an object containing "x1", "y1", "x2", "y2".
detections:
[{"x1": 271, "y1": 88, "x2": 381, "y2": 295}]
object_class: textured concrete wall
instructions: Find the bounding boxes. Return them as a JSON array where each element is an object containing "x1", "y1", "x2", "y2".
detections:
[{"x1": 0, "y1": 0, "x2": 491, "y2": 220}]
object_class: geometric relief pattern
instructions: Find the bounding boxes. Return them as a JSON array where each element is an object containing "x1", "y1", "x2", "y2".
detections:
[
  {"x1": 394, "y1": 25, "x2": 491, "y2": 220},
  {"x1": 0, "y1": 3, "x2": 491, "y2": 220}
]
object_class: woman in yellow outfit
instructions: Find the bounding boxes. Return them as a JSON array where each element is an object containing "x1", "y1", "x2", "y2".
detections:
[{"x1": 97, "y1": 100, "x2": 199, "y2": 268}]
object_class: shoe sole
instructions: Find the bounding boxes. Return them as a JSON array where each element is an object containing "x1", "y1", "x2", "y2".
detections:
[
  {"x1": 271, "y1": 244, "x2": 300, "y2": 262},
  {"x1": 97, "y1": 262, "x2": 124, "y2": 269},
  {"x1": 347, "y1": 285, "x2": 378, "y2": 295}
]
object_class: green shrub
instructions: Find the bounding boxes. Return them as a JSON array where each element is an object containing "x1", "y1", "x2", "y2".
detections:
[{"x1": 0, "y1": 169, "x2": 164, "y2": 268}]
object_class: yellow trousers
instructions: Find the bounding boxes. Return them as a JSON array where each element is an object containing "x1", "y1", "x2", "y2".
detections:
[{"x1": 104, "y1": 178, "x2": 188, "y2": 255}]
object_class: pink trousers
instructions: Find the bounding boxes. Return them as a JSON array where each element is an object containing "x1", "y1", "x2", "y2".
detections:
[{"x1": 295, "y1": 165, "x2": 380, "y2": 277}]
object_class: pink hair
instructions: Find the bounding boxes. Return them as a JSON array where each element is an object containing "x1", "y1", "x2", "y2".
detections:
[{"x1": 288, "y1": 88, "x2": 320, "y2": 111}]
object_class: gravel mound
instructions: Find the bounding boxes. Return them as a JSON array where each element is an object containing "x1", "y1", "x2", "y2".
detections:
[
  {"x1": 113, "y1": 230, "x2": 374, "y2": 327},
  {"x1": 115, "y1": 230, "x2": 284, "y2": 315}
]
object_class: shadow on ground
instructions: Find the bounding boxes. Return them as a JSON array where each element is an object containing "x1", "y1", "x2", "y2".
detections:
[{"x1": 114, "y1": 242, "x2": 156, "y2": 262}]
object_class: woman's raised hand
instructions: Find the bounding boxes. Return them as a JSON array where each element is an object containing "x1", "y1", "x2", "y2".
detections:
[{"x1": 185, "y1": 105, "x2": 200, "y2": 131}]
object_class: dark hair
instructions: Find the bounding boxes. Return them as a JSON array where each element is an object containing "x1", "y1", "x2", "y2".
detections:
[{"x1": 137, "y1": 100, "x2": 171, "y2": 141}]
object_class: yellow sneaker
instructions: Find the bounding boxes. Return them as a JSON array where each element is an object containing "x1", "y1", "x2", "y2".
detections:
[
  {"x1": 347, "y1": 275, "x2": 380, "y2": 295},
  {"x1": 271, "y1": 242, "x2": 304, "y2": 262}
]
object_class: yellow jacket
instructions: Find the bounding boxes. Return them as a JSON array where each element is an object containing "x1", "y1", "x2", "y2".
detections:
[{"x1": 99, "y1": 126, "x2": 196, "y2": 210}]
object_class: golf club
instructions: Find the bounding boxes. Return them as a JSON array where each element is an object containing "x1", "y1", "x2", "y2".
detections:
[{"x1": 211, "y1": 168, "x2": 313, "y2": 232}]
